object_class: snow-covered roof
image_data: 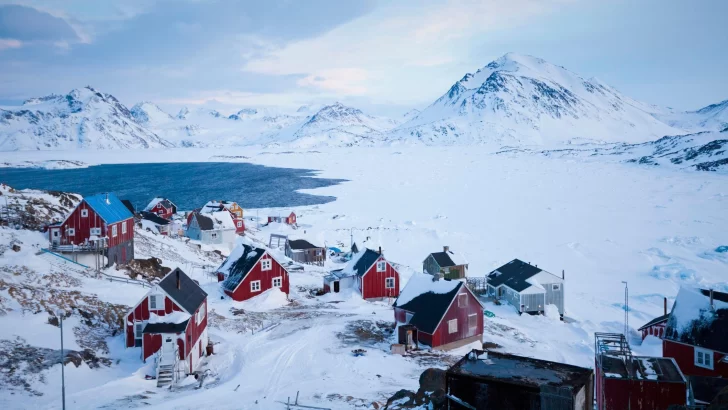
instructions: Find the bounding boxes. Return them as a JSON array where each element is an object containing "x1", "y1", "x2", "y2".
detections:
[
  {"x1": 148, "y1": 311, "x2": 191, "y2": 325},
  {"x1": 665, "y1": 287, "x2": 728, "y2": 353},
  {"x1": 428, "y1": 249, "x2": 468, "y2": 267},
  {"x1": 144, "y1": 197, "x2": 175, "y2": 211},
  {"x1": 196, "y1": 211, "x2": 236, "y2": 231},
  {"x1": 219, "y1": 244, "x2": 271, "y2": 292},
  {"x1": 340, "y1": 248, "x2": 382, "y2": 277},
  {"x1": 395, "y1": 273, "x2": 461, "y2": 307},
  {"x1": 393, "y1": 274, "x2": 467, "y2": 334},
  {"x1": 202, "y1": 200, "x2": 238, "y2": 213}
]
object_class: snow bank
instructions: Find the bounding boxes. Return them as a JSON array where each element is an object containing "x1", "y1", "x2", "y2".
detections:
[
  {"x1": 672, "y1": 286, "x2": 728, "y2": 332},
  {"x1": 148, "y1": 311, "x2": 191, "y2": 324},
  {"x1": 237, "y1": 287, "x2": 289, "y2": 312},
  {"x1": 396, "y1": 273, "x2": 460, "y2": 306},
  {"x1": 543, "y1": 304, "x2": 560, "y2": 320}
]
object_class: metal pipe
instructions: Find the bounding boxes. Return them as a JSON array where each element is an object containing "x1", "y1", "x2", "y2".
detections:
[{"x1": 57, "y1": 310, "x2": 66, "y2": 410}]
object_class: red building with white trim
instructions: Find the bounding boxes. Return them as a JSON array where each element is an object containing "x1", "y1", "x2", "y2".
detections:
[
  {"x1": 216, "y1": 243, "x2": 289, "y2": 301},
  {"x1": 268, "y1": 211, "x2": 296, "y2": 226},
  {"x1": 125, "y1": 269, "x2": 208, "y2": 383},
  {"x1": 393, "y1": 274, "x2": 483, "y2": 350},
  {"x1": 144, "y1": 197, "x2": 177, "y2": 220}
]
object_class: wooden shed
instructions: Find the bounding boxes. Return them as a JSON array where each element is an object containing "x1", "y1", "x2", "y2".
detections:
[{"x1": 285, "y1": 239, "x2": 325, "y2": 266}]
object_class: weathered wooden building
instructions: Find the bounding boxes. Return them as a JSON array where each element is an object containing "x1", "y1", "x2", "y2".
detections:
[
  {"x1": 48, "y1": 192, "x2": 134, "y2": 266},
  {"x1": 663, "y1": 287, "x2": 728, "y2": 378},
  {"x1": 217, "y1": 243, "x2": 290, "y2": 302},
  {"x1": 595, "y1": 332, "x2": 687, "y2": 410},
  {"x1": 487, "y1": 259, "x2": 565, "y2": 317},
  {"x1": 423, "y1": 246, "x2": 469, "y2": 279},
  {"x1": 446, "y1": 349, "x2": 594, "y2": 409},
  {"x1": 144, "y1": 197, "x2": 177, "y2": 220},
  {"x1": 394, "y1": 274, "x2": 483, "y2": 351},
  {"x1": 285, "y1": 239, "x2": 326, "y2": 266},
  {"x1": 125, "y1": 269, "x2": 208, "y2": 386}
]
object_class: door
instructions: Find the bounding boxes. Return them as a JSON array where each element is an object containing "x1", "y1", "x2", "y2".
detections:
[
  {"x1": 121, "y1": 246, "x2": 127, "y2": 263},
  {"x1": 333, "y1": 281, "x2": 340, "y2": 293},
  {"x1": 161, "y1": 336, "x2": 176, "y2": 364},
  {"x1": 406, "y1": 330, "x2": 413, "y2": 348},
  {"x1": 51, "y1": 229, "x2": 60, "y2": 246}
]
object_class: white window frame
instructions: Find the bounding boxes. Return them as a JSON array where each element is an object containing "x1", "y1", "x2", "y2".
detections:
[
  {"x1": 196, "y1": 302, "x2": 205, "y2": 324},
  {"x1": 552, "y1": 284, "x2": 561, "y2": 291},
  {"x1": 67, "y1": 227, "x2": 75, "y2": 236},
  {"x1": 122, "y1": 220, "x2": 127, "y2": 234},
  {"x1": 458, "y1": 293, "x2": 469, "y2": 308},
  {"x1": 376, "y1": 261, "x2": 386, "y2": 272},
  {"x1": 448, "y1": 319, "x2": 458, "y2": 334},
  {"x1": 90, "y1": 227, "x2": 101, "y2": 235},
  {"x1": 237, "y1": 221, "x2": 242, "y2": 228},
  {"x1": 385, "y1": 277, "x2": 395, "y2": 289},
  {"x1": 112, "y1": 224, "x2": 118, "y2": 237},
  {"x1": 135, "y1": 322, "x2": 143, "y2": 340},
  {"x1": 81, "y1": 209, "x2": 88, "y2": 218},
  {"x1": 261, "y1": 259, "x2": 272, "y2": 271},
  {"x1": 695, "y1": 347, "x2": 714, "y2": 370},
  {"x1": 250, "y1": 280, "x2": 261, "y2": 292},
  {"x1": 272, "y1": 276, "x2": 282, "y2": 288},
  {"x1": 148, "y1": 294, "x2": 162, "y2": 310},
  {"x1": 468, "y1": 313, "x2": 478, "y2": 329}
]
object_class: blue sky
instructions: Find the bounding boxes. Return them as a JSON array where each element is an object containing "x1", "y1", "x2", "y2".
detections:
[{"x1": 0, "y1": 0, "x2": 726, "y2": 115}]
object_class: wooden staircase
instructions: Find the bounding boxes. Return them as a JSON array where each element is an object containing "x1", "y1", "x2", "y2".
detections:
[
  {"x1": 156, "y1": 364, "x2": 175, "y2": 388},
  {"x1": 156, "y1": 338, "x2": 181, "y2": 388}
]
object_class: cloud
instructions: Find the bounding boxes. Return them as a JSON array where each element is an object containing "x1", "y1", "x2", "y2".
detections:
[
  {"x1": 0, "y1": 5, "x2": 79, "y2": 43},
  {"x1": 296, "y1": 68, "x2": 369, "y2": 95},
  {"x1": 0, "y1": 38, "x2": 22, "y2": 50}
]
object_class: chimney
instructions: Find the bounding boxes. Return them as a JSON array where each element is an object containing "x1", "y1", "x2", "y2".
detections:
[
  {"x1": 664, "y1": 297, "x2": 667, "y2": 316},
  {"x1": 378, "y1": 246, "x2": 382, "y2": 255},
  {"x1": 562, "y1": 270, "x2": 565, "y2": 280},
  {"x1": 443, "y1": 246, "x2": 449, "y2": 252},
  {"x1": 176, "y1": 270, "x2": 181, "y2": 290},
  {"x1": 710, "y1": 289, "x2": 714, "y2": 311},
  {"x1": 105, "y1": 193, "x2": 110, "y2": 204}
]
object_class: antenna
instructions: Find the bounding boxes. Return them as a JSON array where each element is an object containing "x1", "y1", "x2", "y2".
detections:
[{"x1": 621, "y1": 281, "x2": 629, "y2": 339}]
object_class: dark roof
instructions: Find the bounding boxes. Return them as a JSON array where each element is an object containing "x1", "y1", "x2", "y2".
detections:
[
  {"x1": 121, "y1": 199, "x2": 135, "y2": 214},
  {"x1": 83, "y1": 193, "x2": 133, "y2": 224},
  {"x1": 664, "y1": 288, "x2": 728, "y2": 353},
  {"x1": 430, "y1": 251, "x2": 456, "y2": 268},
  {"x1": 448, "y1": 349, "x2": 593, "y2": 390},
  {"x1": 690, "y1": 376, "x2": 728, "y2": 404},
  {"x1": 219, "y1": 244, "x2": 266, "y2": 292},
  {"x1": 351, "y1": 243, "x2": 359, "y2": 253},
  {"x1": 142, "y1": 320, "x2": 189, "y2": 334},
  {"x1": 394, "y1": 281, "x2": 462, "y2": 334},
  {"x1": 487, "y1": 259, "x2": 543, "y2": 292},
  {"x1": 158, "y1": 199, "x2": 175, "y2": 209},
  {"x1": 638, "y1": 314, "x2": 669, "y2": 331},
  {"x1": 140, "y1": 211, "x2": 171, "y2": 225},
  {"x1": 288, "y1": 239, "x2": 321, "y2": 250},
  {"x1": 193, "y1": 213, "x2": 214, "y2": 230},
  {"x1": 349, "y1": 248, "x2": 382, "y2": 277},
  {"x1": 158, "y1": 268, "x2": 207, "y2": 314},
  {"x1": 598, "y1": 354, "x2": 685, "y2": 382}
]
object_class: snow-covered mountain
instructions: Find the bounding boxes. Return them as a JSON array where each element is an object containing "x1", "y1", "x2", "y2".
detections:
[
  {"x1": 0, "y1": 87, "x2": 172, "y2": 150},
  {"x1": 130, "y1": 102, "x2": 174, "y2": 127},
  {"x1": 393, "y1": 53, "x2": 689, "y2": 146}
]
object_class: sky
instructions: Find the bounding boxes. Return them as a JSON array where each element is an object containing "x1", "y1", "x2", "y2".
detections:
[{"x1": 0, "y1": 0, "x2": 726, "y2": 116}]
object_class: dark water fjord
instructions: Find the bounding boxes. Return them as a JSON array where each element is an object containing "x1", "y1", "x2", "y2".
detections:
[{"x1": 0, "y1": 162, "x2": 345, "y2": 211}]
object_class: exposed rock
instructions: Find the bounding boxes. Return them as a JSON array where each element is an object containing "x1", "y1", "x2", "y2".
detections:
[{"x1": 122, "y1": 257, "x2": 171, "y2": 280}]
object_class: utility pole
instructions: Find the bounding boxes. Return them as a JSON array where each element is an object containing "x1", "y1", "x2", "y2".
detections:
[
  {"x1": 56, "y1": 309, "x2": 66, "y2": 410},
  {"x1": 621, "y1": 281, "x2": 629, "y2": 338}
]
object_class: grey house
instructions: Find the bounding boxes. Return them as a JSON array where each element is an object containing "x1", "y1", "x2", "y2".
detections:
[
  {"x1": 285, "y1": 239, "x2": 326, "y2": 266},
  {"x1": 423, "y1": 246, "x2": 469, "y2": 280},
  {"x1": 487, "y1": 259, "x2": 565, "y2": 317}
]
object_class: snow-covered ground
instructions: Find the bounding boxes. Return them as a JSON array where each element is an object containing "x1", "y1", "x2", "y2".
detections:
[{"x1": 0, "y1": 146, "x2": 726, "y2": 409}]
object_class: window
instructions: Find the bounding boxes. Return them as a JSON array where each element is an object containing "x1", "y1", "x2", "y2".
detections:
[
  {"x1": 376, "y1": 261, "x2": 386, "y2": 272},
  {"x1": 122, "y1": 221, "x2": 127, "y2": 234},
  {"x1": 695, "y1": 347, "x2": 714, "y2": 370},
  {"x1": 67, "y1": 227, "x2": 75, "y2": 236},
  {"x1": 112, "y1": 224, "x2": 118, "y2": 237},
  {"x1": 458, "y1": 294, "x2": 469, "y2": 308},
  {"x1": 261, "y1": 259, "x2": 272, "y2": 271},
  {"x1": 552, "y1": 284, "x2": 561, "y2": 291},
  {"x1": 158, "y1": 210, "x2": 164, "y2": 215},
  {"x1": 211, "y1": 232, "x2": 218, "y2": 239},
  {"x1": 448, "y1": 319, "x2": 458, "y2": 334},
  {"x1": 134, "y1": 322, "x2": 143, "y2": 346},
  {"x1": 315, "y1": 250, "x2": 322, "y2": 256},
  {"x1": 81, "y1": 209, "x2": 88, "y2": 217},
  {"x1": 250, "y1": 280, "x2": 261, "y2": 292},
  {"x1": 90, "y1": 227, "x2": 101, "y2": 235},
  {"x1": 468, "y1": 313, "x2": 477, "y2": 329},
  {"x1": 272, "y1": 277, "x2": 282, "y2": 288},
  {"x1": 385, "y1": 277, "x2": 395, "y2": 289},
  {"x1": 237, "y1": 221, "x2": 242, "y2": 228},
  {"x1": 197, "y1": 302, "x2": 205, "y2": 324},
  {"x1": 149, "y1": 295, "x2": 162, "y2": 310}
]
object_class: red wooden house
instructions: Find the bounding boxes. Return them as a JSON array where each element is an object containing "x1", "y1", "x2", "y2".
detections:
[
  {"x1": 217, "y1": 243, "x2": 289, "y2": 302},
  {"x1": 393, "y1": 274, "x2": 483, "y2": 350},
  {"x1": 268, "y1": 211, "x2": 296, "y2": 226},
  {"x1": 144, "y1": 197, "x2": 177, "y2": 220},
  {"x1": 638, "y1": 298, "x2": 670, "y2": 340},
  {"x1": 202, "y1": 200, "x2": 245, "y2": 234},
  {"x1": 125, "y1": 269, "x2": 208, "y2": 385},
  {"x1": 48, "y1": 192, "x2": 134, "y2": 267},
  {"x1": 325, "y1": 247, "x2": 400, "y2": 300},
  {"x1": 663, "y1": 287, "x2": 728, "y2": 378}
]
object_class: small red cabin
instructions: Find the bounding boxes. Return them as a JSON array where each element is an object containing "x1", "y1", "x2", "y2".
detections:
[
  {"x1": 125, "y1": 269, "x2": 208, "y2": 375},
  {"x1": 49, "y1": 192, "x2": 134, "y2": 266},
  {"x1": 336, "y1": 248, "x2": 399, "y2": 300},
  {"x1": 144, "y1": 198, "x2": 177, "y2": 220},
  {"x1": 639, "y1": 297, "x2": 670, "y2": 340},
  {"x1": 394, "y1": 274, "x2": 483, "y2": 350},
  {"x1": 663, "y1": 287, "x2": 728, "y2": 378},
  {"x1": 217, "y1": 243, "x2": 289, "y2": 301},
  {"x1": 268, "y1": 211, "x2": 296, "y2": 226}
]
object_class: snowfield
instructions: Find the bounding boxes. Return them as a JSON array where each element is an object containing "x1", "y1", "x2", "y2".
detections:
[{"x1": 0, "y1": 146, "x2": 726, "y2": 409}]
